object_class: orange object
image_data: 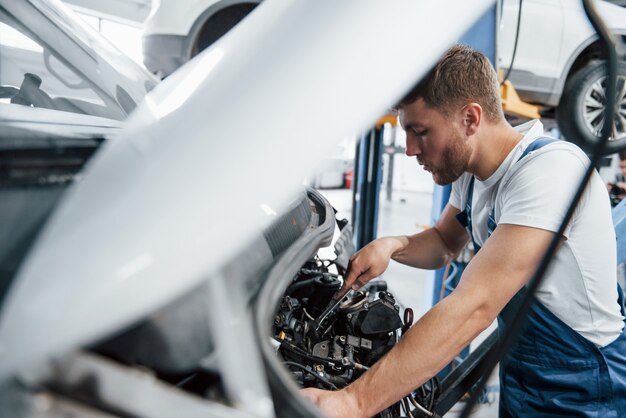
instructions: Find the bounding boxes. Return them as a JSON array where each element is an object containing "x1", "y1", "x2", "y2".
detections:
[
  {"x1": 500, "y1": 80, "x2": 541, "y2": 119},
  {"x1": 344, "y1": 169, "x2": 353, "y2": 189},
  {"x1": 375, "y1": 115, "x2": 398, "y2": 128}
]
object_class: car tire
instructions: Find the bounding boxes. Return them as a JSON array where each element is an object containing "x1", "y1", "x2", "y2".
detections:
[
  {"x1": 556, "y1": 60, "x2": 626, "y2": 155},
  {"x1": 192, "y1": 3, "x2": 257, "y2": 57}
]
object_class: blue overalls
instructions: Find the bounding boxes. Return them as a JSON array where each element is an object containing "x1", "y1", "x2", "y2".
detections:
[{"x1": 457, "y1": 138, "x2": 626, "y2": 417}]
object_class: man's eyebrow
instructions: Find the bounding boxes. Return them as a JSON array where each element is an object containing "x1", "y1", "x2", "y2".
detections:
[{"x1": 403, "y1": 123, "x2": 423, "y2": 132}]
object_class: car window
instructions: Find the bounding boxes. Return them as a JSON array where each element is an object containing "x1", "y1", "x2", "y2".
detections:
[{"x1": 0, "y1": 11, "x2": 126, "y2": 120}]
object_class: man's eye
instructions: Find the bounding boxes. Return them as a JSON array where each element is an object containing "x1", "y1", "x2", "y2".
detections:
[{"x1": 415, "y1": 129, "x2": 428, "y2": 137}]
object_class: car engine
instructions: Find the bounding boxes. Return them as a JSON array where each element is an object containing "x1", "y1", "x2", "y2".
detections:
[{"x1": 272, "y1": 256, "x2": 439, "y2": 418}]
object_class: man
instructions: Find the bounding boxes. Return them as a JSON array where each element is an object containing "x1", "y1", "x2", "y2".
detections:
[{"x1": 303, "y1": 45, "x2": 626, "y2": 417}]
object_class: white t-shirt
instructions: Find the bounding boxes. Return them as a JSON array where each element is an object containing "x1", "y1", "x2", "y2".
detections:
[{"x1": 449, "y1": 120, "x2": 625, "y2": 347}]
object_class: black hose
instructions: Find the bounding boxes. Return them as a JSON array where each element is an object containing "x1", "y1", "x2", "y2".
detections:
[
  {"x1": 428, "y1": 377, "x2": 439, "y2": 411},
  {"x1": 276, "y1": 338, "x2": 341, "y2": 368},
  {"x1": 459, "y1": 0, "x2": 617, "y2": 416},
  {"x1": 285, "y1": 277, "x2": 319, "y2": 295},
  {"x1": 501, "y1": 0, "x2": 523, "y2": 85},
  {"x1": 283, "y1": 361, "x2": 338, "y2": 390}
]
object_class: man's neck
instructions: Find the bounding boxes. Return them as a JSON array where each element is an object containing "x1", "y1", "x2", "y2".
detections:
[{"x1": 468, "y1": 121, "x2": 522, "y2": 181}]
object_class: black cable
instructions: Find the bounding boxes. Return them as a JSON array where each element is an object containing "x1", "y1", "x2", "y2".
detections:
[
  {"x1": 428, "y1": 377, "x2": 439, "y2": 411},
  {"x1": 283, "y1": 361, "x2": 338, "y2": 390},
  {"x1": 501, "y1": 0, "x2": 523, "y2": 85},
  {"x1": 275, "y1": 338, "x2": 341, "y2": 368},
  {"x1": 459, "y1": 0, "x2": 616, "y2": 416}
]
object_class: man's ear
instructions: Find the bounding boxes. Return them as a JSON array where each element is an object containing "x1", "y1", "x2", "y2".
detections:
[{"x1": 463, "y1": 103, "x2": 482, "y2": 136}]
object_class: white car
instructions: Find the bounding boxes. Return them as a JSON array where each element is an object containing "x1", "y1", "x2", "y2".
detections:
[
  {"x1": 143, "y1": 0, "x2": 626, "y2": 154},
  {"x1": 499, "y1": 0, "x2": 626, "y2": 152}
]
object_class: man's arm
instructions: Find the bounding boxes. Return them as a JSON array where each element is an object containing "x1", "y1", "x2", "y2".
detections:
[
  {"x1": 342, "y1": 203, "x2": 469, "y2": 291},
  {"x1": 303, "y1": 223, "x2": 555, "y2": 418},
  {"x1": 392, "y1": 203, "x2": 470, "y2": 268}
]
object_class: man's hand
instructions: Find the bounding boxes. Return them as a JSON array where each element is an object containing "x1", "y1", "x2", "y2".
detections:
[
  {"x1": 340, "y1": 237, "x2": 404, "y2": 295},
  {"x1": 300, "y1": 388, "x2": 363, "y2": 418}
]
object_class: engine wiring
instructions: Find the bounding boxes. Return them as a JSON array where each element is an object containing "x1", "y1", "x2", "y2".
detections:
[
  {"x1": 275, "y1": 338, "x2": 341, "y2": 368},
  {"x1": 283, "y1": 361, "x2": 338, "y2": 390},
  {"x1": 396, "y1": 376, "x2": 441, "y2": 418},
  {"x1": 402, "y1": 398, "x2": 416, "y2": 418},
  {"x1": 302, "y1": 307, "x2": 315, "y2": 321},
  {"x1": 312, "y1": 254, "x2": 348, "y2": 278},
  {"x1": 275, "y1": 257, "x2": 427, "y2": 417},
  {"x1": 409, "y1": 396, "x2": 432, "y2": 417},
  {"x1": 283, "y1": 328, "x2": 440, "y2": 417}
]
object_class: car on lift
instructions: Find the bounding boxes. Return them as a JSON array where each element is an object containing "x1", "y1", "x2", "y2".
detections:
[
  {"x1": 143, "y1": 0, "x2": 626, "y2": 153},
  {"x1": 142, "y1": 0, "x2": 260, "y2": 78},
  {"x1": 499, "y1": 0, "x2": 626, "y2": 153}
]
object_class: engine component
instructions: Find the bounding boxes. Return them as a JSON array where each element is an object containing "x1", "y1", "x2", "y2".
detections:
[{"x1": 273, "y1": 257, "x2": 438, "y2": 418}]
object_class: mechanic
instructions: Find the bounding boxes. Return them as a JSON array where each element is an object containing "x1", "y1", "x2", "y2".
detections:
[{"x1": 302, "y1": 44, "x2": 626, "y2": 417}]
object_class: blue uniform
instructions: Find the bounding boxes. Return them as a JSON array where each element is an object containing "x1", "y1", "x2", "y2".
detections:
[{"x1": 459, "y1": 138, "x2": 626, "y2": 417}]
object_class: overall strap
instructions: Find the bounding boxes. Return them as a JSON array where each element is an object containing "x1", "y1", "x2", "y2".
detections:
[
  {"x1": 457, "y1": 137, "x2": 558, "y2": 253},
  {"x1": 517, "y1": 137, "x2": 558, "y2": 161}
]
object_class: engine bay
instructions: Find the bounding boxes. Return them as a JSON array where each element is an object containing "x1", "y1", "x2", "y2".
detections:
[{"x1": 272, "y1": 256, "x2": 439, "y2": 418}]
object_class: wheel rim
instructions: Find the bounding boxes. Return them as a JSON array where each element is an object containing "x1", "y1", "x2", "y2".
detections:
[{"x1": 582, "y1": 75, "x2": 626, "y2": 141}]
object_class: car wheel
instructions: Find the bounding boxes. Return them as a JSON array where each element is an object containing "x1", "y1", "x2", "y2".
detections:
[
  {"x1": 556, "y1": 60, "x2": 626, "y2": 155},
  {"x1": 192, "y1": 3, "x2": 257, "y2": 57}
]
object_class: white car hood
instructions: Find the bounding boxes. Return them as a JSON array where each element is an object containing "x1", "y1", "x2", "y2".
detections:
[{"x1": 0, "y1": 0, "x2": 494, "y2": 380}]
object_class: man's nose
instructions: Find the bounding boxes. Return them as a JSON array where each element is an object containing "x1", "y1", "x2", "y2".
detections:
[{"x1": 405, "y1": 139, "x2": 421, "y2": 156}]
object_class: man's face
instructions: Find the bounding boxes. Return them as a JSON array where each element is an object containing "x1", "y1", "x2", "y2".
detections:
[{"x1": 398, "y1": 98, "x2": 471, "y2": 185}]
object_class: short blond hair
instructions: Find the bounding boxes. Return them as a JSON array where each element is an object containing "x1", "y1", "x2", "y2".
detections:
[{"x1": 396, "y1": 44, "x2": 504, "y2": 123}]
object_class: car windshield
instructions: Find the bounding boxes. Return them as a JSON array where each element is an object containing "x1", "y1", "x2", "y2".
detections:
[{"x1": 0, "y1": 0, "x2": 156, "y2": 121}]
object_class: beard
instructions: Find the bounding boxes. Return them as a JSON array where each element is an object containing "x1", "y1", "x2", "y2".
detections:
[{"x1": 429, "y1": 131, "x2": 471, "y2": 185}]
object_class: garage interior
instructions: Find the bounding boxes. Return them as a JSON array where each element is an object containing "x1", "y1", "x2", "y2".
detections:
[{"x1": 2, "y1": 0, "x2": 626, "y2": 417}]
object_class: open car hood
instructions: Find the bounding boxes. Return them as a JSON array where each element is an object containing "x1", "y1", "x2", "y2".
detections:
[{"x1": 0, "y1": 0, "x2": 495, "y2": 380}]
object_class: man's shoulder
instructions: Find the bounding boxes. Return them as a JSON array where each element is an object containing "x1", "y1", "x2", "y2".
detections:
[
  {"x1": 514, "y1": 139, "x2": 588, "y2": 173},
  {"x1": 497, "y1": 139, "x2": 590, "y2": 202}
]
